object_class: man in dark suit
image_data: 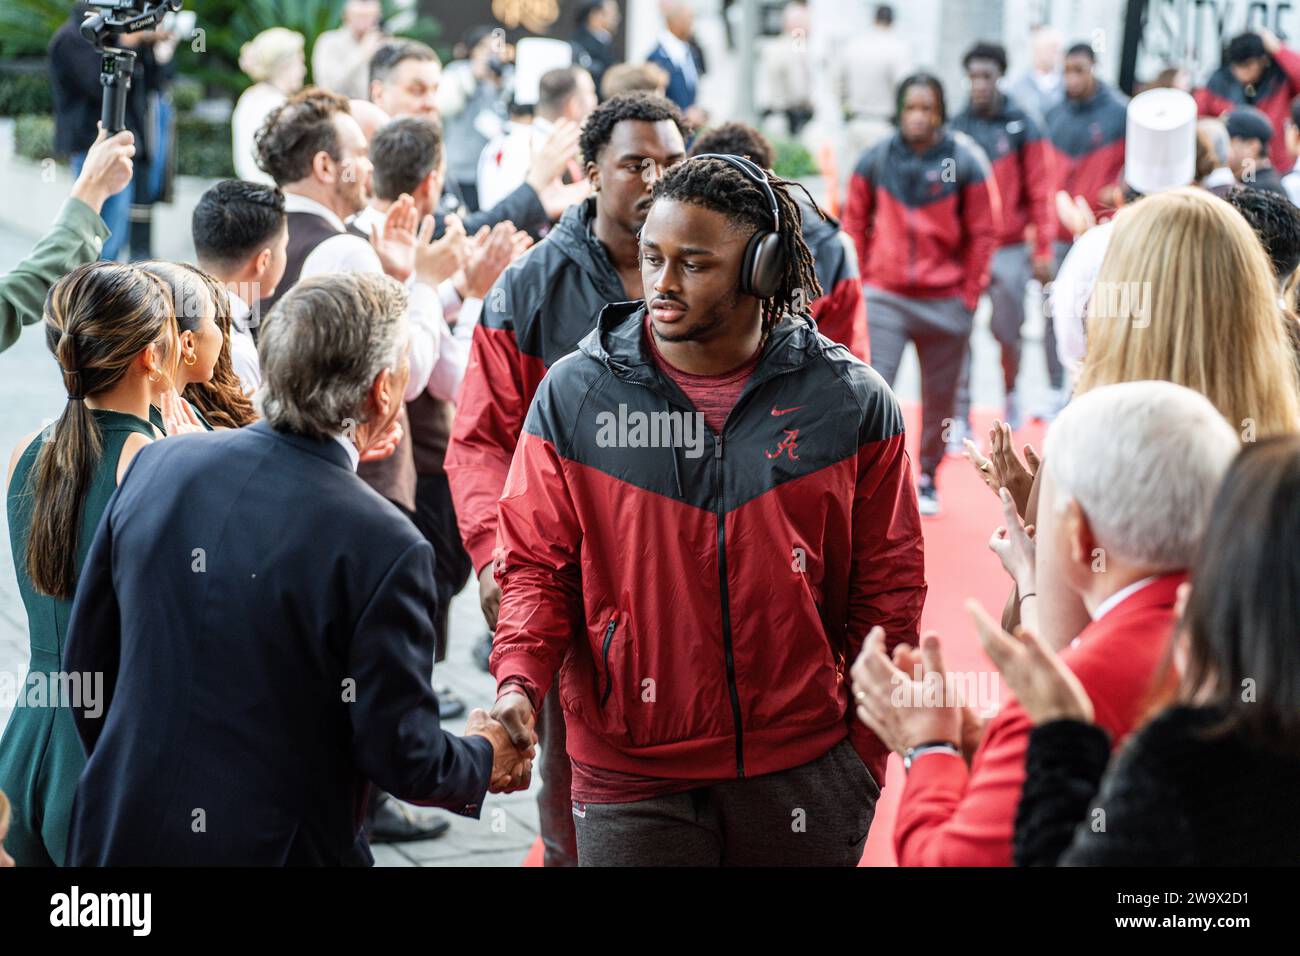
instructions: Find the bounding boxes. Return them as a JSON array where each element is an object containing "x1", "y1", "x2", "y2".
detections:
[
  {"x1": 647, "y1": 2, "x2": 704, "y2": 115},
  {"x1": 571, "y1": 0, "x2": 619, "y2": 96},
  {"x1": 63, "y1": 272, "x2": 533, "y2": 866}
]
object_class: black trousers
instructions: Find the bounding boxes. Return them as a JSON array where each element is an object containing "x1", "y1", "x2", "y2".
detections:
[{"x1": 411, "y1": 473, "x2": 473, "y2": 662}]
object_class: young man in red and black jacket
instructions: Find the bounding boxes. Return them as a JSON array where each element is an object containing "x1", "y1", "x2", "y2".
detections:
[
  {"x1": 1196, "y1": 29, "x2": 1300, "y2": 176},
  {"x1": 1043, "y1": 43, "x2": 1126, "y2": 408},
  {"x1": 688, "y1": 122, "x2": 870, "y2": 362},
  {"x1": 951, "y1": 42, "x2": 1056, "y2": 432},
  {"x1": 444, "y1": 93, "x2": 689, "y2": 866},
  {"x1": 842, "y1": 73, "x2": 1000, "y2": 516},
  {"x1": 486, "y1": 155, "x2": 926, "y2": 866}
]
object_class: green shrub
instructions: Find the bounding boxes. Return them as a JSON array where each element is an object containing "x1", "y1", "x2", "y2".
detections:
[
  {"x1": 14, "y1": 113, "x2": 54, "y2": 162},
  {"x1": 772, "y1": 138, "x2": 819, "y2": 180},
  {"x1": 171, "y1": 78, "x2": 204, "y2": 114},
  {"x1": 175, "y1": 115, "x2": 235, "y2": 179},
  {"x1": 0, "y1": 0, "x2": 68, "y2": 59},
  {"x1": 0, "y1": 65, "x2": 53, "y2": 117}
]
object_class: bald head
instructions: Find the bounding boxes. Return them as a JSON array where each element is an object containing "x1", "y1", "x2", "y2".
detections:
[{"x1": 350, "y1": 99, "x2": 391, "y2": 142}]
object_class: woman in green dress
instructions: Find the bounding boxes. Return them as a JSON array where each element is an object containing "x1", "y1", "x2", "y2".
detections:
[
  {"x1": 139, "y1": 261, "x2": 258, "y2": 435},
  {"x1": 0, "y1": 261, "x2": 179, "y2": 865}
]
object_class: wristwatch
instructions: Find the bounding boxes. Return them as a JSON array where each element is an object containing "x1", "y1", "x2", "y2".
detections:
[{"x1": 903, "y1": 741, "x2": 961, "y2": 773}]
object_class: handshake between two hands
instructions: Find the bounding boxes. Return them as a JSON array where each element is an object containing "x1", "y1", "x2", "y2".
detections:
[{"x1": 465, "y1": 691, "x2": 537, "y2": 794}]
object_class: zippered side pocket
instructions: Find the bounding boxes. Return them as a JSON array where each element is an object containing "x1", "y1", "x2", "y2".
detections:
[{"x1": 598, "y1": 617, "x2": 618, "y2": 708}]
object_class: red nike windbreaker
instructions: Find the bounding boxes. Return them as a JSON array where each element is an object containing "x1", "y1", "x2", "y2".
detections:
[{"x1": 489, "y1": 303, "x2": 927, "y2": 785}]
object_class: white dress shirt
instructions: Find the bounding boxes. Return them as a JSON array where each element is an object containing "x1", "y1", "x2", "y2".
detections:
[
  {"x1": 1091, "y1": 576, "x2": 1160, "y2": 622},
  {"x1": 332, "y1": 432, "x2": 361, "y2": 471},
  {"x1": 227, "y1": 289, "x2": 261, "y2": 397},
  {"x1": 476, "y1": 117, "x2": 551, "y2": 213}
]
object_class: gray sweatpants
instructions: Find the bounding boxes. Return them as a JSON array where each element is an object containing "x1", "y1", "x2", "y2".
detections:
[
  {"x1": 537, "y1": 685, "x2": 578, "y2": 866},
  {"x1": 866, "y1": 286, "x2": 973, "y2": 476},
  {"x1": 570, "y1": 739, "x2": 879, "y2": 866},
  {"x1": 956, "y1": 243, "x2": 1035, "y2": 422}
]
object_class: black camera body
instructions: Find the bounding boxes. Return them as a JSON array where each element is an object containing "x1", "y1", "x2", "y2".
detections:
[{"x1": 79, "y1": 0, "x2": 183, "y2": 133}]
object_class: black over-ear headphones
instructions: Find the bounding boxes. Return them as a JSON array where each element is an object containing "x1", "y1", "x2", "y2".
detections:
[{"x1": 688, "y1": 153, "x2": 788, "y2": 299}]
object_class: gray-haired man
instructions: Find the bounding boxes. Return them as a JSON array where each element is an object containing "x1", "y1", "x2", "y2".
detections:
[{"x1": 64, "y1": 272, "x2": 534, "y2": 865}]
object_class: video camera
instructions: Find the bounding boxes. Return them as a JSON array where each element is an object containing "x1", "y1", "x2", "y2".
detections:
[{"x1": 79, "y1": 0, "x2": 183, "y2": 134}]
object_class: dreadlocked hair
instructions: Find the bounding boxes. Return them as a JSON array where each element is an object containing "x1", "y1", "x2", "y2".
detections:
[{"x1": 652, "y1": 156, "x2": 821, "y2": 334}]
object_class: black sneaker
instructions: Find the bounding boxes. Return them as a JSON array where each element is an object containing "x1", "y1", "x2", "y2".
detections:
[
  {"x1": 917, "y1": 473, "x2": 940, "y2": 517},
  {"x1": 434, "y1": 684, "x2": 466, "y2": 719}
]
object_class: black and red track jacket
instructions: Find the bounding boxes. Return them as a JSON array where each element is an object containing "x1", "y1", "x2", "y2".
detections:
[
  {"x1": 842, "y1": 130, "x2": 1001, "y2": 310},
  {"x1": 801, "y1": 197, "x2": 870, "y2": 362},
  {"x1": 1045, "y1": 83, "x2": 1127, "y2": 244},
  {"x1": 951, "y1": 97, "x2": 1057, "y2": 262},
  {"x1": 446, "y1": 197, "x2": 625, "y2": 573},
  {"x1": 489, "y1": 302, "x2": 927, "y2": 785},
  {"x1": 1196, "y1": 45, "x2": 1300, "y2": 175}
]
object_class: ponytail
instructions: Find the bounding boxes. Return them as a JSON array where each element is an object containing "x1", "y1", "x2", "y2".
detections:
[{"x1": 24, "y1": 262, "x2": 175, "y2": 599}]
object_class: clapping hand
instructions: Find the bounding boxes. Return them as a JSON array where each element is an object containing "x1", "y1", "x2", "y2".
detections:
[
  {"x1": 159, "y1": 389, "x2": 206, "y2": 436},
  {"x1": 525, "y1": 118, "x2": 582, "y2": 194},
  {"x1": 359, "y1": 418, "x2": 403, "y2": 462},
  {"x1": 370, "y1": 194, "x2": 421, "y2": 283},
  {"x1": 988, "y1": 486, "x2": 1036, "y2": 597},
  {"x1": 963, "y1": 419, "x2": 1038, "y2": 518},
  {"x1": 849, "y1": 626, "x2": 961, "y2": 756},
  {"x1": 416, "y1": 213, "x2": 468, "y2": 287},
  {"x1": 460, "y1": 221, "x2": 527, "y2": 300},
  {"x1": 968, "y1": 600, "x2": 1094, "y2": 726}
]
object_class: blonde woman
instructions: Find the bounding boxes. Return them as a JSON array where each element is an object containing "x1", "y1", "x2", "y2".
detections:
[
  {"x1": 972, "y1": 187, "x2": 1300, "y2": 647},
  {"x1": 232, "y1": 28, "x2": 307, "y2": 183}
]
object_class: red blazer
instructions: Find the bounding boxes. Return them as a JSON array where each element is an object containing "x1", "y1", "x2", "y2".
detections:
[{"x1": 893, "y1": 573, "x2": 1184, "y2": 867}]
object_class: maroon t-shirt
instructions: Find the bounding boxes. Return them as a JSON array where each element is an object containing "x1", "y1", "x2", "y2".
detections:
[{"x1": 567, "y1": 320, "x2": 764, "y2": 805}]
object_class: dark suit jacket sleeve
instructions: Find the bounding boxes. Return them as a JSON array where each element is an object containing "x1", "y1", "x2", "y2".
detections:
[
  {"x1": 461, "y1": 183, "x2": 550, "y2": 237},
  {"x1": 64, "y1": 484, "x2": 125, "y2": 756},
  {"x1": 348, "y1": 540, "x2": 494, "y2": 816}
]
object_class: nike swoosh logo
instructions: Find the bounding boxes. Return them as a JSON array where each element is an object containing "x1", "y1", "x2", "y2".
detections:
[{"x1": 771, "y1": 406, "x2": 804, "y2": 416}]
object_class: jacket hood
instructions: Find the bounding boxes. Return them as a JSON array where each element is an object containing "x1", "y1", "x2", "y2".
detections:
[
  {"x1": 797, "y1": 196, "x2": 841, "y2": 247},
  {"x1": 548, "y1": 197, "x2": 625, "y2": 293},
  {"x1": 580, "y1": 300, "x2": 826, "y2": 390}
]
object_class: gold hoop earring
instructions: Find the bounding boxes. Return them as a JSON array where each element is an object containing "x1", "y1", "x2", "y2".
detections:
[
  {"x1": 183, "y1": 352, "x2": 197, "y2": 366},
  {"x1": 148, "y1": 369, "x2": 161, "y2": 383}
]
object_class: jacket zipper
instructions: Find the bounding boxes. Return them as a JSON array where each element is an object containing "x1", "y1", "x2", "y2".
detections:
[
  {"x1": 715, "y1": 434, "x2": 746, "y2": 777},
  {"x1": 599, "y1": 618, "x2": 617, "y2": 707}
]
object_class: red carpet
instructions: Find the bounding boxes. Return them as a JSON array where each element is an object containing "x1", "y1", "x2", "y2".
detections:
[{"x1": 521, "y1": 404, "x2": 1047, "y2": 867}]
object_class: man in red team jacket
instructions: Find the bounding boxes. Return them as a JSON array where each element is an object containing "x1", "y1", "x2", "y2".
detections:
[
  {"x1": 849, "y1": 380, "x2": 1240, "y2": 866},
  {"x1": 842, "y1": 72, "x2": 1000, "y2": 517},
  {"x1": 445, "y1": 93, "x2": 690, "y2": 866},
  {"x1": 488, "y1": 155, "x2": 926, "y2": 865},
  {"x1": 950, "y1": 42, "x2": 1056, "y2": 432},
  {"x1": 1196, "y1": 29, "x2": 1300, "y2": 176},
  {"x1": 1043, "y1": 43, "x2": 1127, "y2": 409}
]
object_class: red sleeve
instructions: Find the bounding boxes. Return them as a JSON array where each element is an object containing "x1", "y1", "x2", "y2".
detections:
[
  {"x1": 488, "y1": 429, "x2": 584, "y2": 705},
  {"x1": 841, "y1": 170, "x2": 876, "y2": 283},
  {"x1": 811, "y1": 275, "x2": 870, "y2": 363},
  {"x1": 892, "y1": 700, "x2": 1031, "y2": 866},
  {"x1": 445, "y1": 322, "x2": 546, "y2": 572},
  {"x1": 1274, "y1": 44, "x2": 1300, "y2": 92},
  {"x1": 1022, "y1": 138, "x2": 1057, "y2": 262},
  {"x1": 960, "y1": 169, "x2": 1001, "y2": 311},
  {"x1": 1194, "y1": 85, "x2": 1232, "y2": 117},
  {"x1": 845, "y1": 427, "x2": 926, "y2": 780}
]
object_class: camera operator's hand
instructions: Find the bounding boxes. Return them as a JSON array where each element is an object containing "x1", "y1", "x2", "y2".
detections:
[{"x1": 70, "y1": 125, "x2": 135, "y2": 216}]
